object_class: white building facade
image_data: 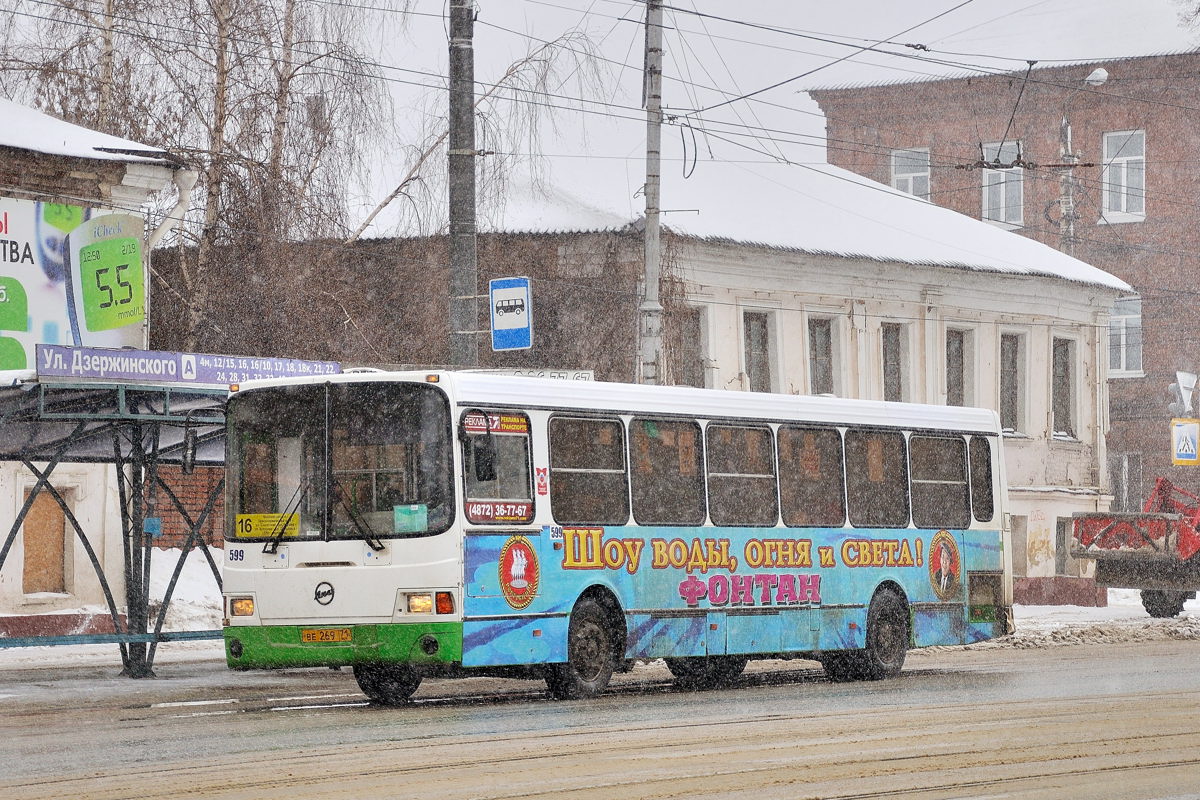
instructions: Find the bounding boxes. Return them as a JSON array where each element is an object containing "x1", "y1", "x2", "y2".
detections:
[{"x1": 663, "y1": 239, "x2": 1121, "y2": 605}]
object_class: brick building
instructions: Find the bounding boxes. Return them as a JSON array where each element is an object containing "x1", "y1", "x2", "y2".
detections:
[{"x1": 811, "y1": 51, "x2": 1200, "y2": 600}]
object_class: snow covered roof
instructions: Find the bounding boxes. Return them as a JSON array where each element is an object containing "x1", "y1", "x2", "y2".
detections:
[
  {"x1": 488, "y1": 160, "x2": 1129, "y2": 293},
  {"x1": 0, "y1": 98, "x2": 180, "y2": 166}
]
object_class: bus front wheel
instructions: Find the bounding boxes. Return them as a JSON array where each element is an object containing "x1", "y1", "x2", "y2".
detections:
[
  {"x1": 821, "y1": 589, "x2": 908, "y2": 682},
  {"x1": 546, "y1": 598, "x2": 617, "y2": 700},
  {"x1": 353, "y1": 663, "x2": 422, "y2": 705}
]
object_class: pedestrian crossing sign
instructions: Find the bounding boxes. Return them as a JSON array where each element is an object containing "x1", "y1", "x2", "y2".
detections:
[{"x1": 1171, "y1": 418, "x2": 1200, "y2": 465}]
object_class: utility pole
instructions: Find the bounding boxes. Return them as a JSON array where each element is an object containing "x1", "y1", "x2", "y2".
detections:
[
  {"x1": 448, "y1": 0, "x2": 478, "y2": 368},
  {"x1": 639, "y1": 0, "x2": 664, "y2": 385}
]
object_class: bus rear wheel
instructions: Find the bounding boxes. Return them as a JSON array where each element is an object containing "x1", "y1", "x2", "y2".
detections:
[
  {"x1": 353, "y1": 663, "x2": 422, "y2": 705},
  {"x1": 665, "y1": 655, "x2": 748, "y2": 689},
  {"x1": 821, "y1": 589, "x2": 908, "y2": 682},
  {"x1": 546, "y1": 598, "x2": 617, "y2": 700},
  {"x1": 1141, "y1": 589, "x2": 1189, "y2": 618}
]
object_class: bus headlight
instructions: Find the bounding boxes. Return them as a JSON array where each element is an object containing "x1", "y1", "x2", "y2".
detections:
[
  {"x1": 406, "y1": 593, "x2": 433, "y2": 614},
  {"x1": 230, "y1": 597, "x2": 255, "y2": 616}
]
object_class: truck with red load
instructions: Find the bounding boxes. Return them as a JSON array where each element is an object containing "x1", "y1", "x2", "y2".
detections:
[{"x1": 1071, "y1": 477, "x2": 1200, "y2": 618}]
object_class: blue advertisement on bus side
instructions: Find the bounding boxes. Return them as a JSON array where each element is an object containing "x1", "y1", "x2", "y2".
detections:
[{"x1": 461, "y1": 526, "x2": 1003, "y2": 668}]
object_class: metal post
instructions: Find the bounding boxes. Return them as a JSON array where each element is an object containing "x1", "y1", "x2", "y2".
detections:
[
  {"x1": 123, "y1": 421, "x2": 152, "y2": 677},
  {"x1": 1058, "y1": 68, "x2": 1107, "y2": 256},
  {"x1": 448, "y1": 0, "x2": 478, "y2": 369},
  {"x1": 639, "y1": 0, "x2": 664, "y2": 385},
  {"x1": 1059, "y1": 113, "x2": 1077, "y2": 257}
]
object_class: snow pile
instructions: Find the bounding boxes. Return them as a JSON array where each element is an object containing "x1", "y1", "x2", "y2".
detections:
[
  {"x1": 48, "y1": 546, "x2": 223, "y2": 633},
  {"x1": 967, "y1": 589, "x2": 1200, "y2": 650},
  {"x1": 146, "y1": 546, "x2": 224, "y2": 632},
  {"x1": 0, "y1": 547, "x2": 224, "y2": 670}
]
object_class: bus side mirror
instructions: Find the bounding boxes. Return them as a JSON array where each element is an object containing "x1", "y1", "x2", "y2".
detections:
[
  {"x1": 181, "y1": 428, "x2": 198, "y2": 475},
  {"x1": 472, "y1": 436, "x2": 496, "y2": 483}
]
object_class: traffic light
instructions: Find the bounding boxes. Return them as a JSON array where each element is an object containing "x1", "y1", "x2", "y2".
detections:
[{"x1": 1169, "y1": 371, "x2": 1198, "y2": 417}]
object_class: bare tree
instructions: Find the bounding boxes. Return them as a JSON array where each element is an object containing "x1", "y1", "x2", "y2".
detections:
[
  {"x1": 0, "y1": 0, "x2": 391, "y2": 354},
  {"x1": 2, "y1": 0, "x2": 618, "y2": 362}
]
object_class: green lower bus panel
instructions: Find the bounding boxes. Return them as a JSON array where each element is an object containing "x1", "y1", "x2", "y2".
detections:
[{"x1": 225, "y1": 622, "x2": 463, "y2": 669}]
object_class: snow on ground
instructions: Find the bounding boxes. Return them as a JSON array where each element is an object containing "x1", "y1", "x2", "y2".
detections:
[
  {"x1": 1, "y1": 550, "x2": 1198, "y2": 671},
  {"x1": 0, "y1": 547, "x2": 225, "y2": 670}
]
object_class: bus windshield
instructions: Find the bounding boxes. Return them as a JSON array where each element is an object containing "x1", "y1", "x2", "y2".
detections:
[{"x1": 227, "y1": 381, "x2": 454, "y2": 543}]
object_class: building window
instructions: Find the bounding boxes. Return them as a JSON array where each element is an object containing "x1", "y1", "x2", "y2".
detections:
[
  {"x1": 1000, "y1": 333, "x2": 1025, "y2": 433},
  {"x1": 891, "y1": 148, "x2": 930, "y2": 199},
  {"x1": 946, "y1": 328, "x2": 975, "y2": 407},
  {"x1": 881, "y1": 322, "x2": 908, "y2": 402},
  {"x1": 676, "y1": 305, "x2": 707, "y2": 388},
  {"x1": 1108, "y1": 451, "x2": 1143, "y2": 512},
  {"x1": 982, "y1": 141, "x2": 1023, "y2": 226},
  {"x1": 808, "y1": 317, "x2": 835, "y2": 395},
  {"x1": 23, "y1": 488, "x2": 69, "y2": 594},
  {"x1": 1109, "y1": 295, "x2": 1143, "y2": 376},
  {"x1": 743, "y1": 311, "x2": 773, "y2": 393},
  {"x1": 1052, "y1": 337, "x2": 1076, "y2": 439},
  {"x1": 1102, "y1": 130, "x2": 1145, "y2": 221}
]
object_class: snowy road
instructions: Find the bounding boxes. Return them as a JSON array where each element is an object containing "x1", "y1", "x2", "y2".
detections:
[{"x1": 2, "y1": 631, "x2": 1199, "y2": 799}]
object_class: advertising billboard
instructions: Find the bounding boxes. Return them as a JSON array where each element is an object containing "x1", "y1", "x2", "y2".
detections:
[{"x1": 0, "y1": 195, "x2": 146, "y2": 370}]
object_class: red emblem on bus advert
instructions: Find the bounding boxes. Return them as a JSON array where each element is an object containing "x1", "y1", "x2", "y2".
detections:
[{"x1": 499, "y1": 536, "x2": 539, "y2": 610}]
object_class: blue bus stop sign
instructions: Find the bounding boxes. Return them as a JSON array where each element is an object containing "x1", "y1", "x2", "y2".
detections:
[{"x1": 490, "y1": 276, "x2": 533, "y2": 351}]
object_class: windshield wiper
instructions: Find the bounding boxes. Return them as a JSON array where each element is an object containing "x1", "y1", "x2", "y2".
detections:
[
  {"x1": 263, "y1": 478, "x2": 307, "y2": 555},
  {"x1": 333, "y1": 482, "x2": 386, "y2": 551}
]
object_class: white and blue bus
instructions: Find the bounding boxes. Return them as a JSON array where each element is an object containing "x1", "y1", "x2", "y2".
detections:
[{"x1": 222, "y1": 371, "x2": 1012, "y2": 702}]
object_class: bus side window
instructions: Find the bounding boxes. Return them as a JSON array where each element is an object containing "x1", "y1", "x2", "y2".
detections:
[
  {"x1": 845, "y1": 430, "x2": 909, "y2": 528},
  {"x1": 969, "y1": 435, "x2": 995, "y2": 522},
  {"x1": 549, "y1": 417, "x2": 629, "y2": 525},
  {"x1": 707, "y1": 424, "x2": 778, "y2": 526},
  {"x1": 629, "y1": 417, "x2": 705, "y2": 526},
  {"x1": 778, "y1": 426, "x2": 845, "y2": 527},
  {"x1": 463, "y1": 412, "x2": 534, "y2": 524},
  {"x1": 909, "y1": 435, "x2": 970, "y2": 529}
]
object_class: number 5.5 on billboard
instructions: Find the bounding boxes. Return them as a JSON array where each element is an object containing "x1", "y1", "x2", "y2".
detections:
[{"x1": 63, "y1": 215, "x2": 146, "y2": 344}]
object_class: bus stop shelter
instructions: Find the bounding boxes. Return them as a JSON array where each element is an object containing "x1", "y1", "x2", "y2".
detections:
[
  {"x1": 0, "y1": 369, "x2": 227, "y2": 676},
  {"x1": 0, "y1": 346, "x2": 339, "y2": 676}
]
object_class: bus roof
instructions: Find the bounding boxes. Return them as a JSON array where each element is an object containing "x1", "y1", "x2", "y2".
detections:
[{"x1": 233, "y1": 370, "x2": 1001, "y2": 435}]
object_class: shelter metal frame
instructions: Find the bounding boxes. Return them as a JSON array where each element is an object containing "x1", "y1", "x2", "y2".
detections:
[{"x1": 0, "y1": 378, "x2": 226, "y2": 677}]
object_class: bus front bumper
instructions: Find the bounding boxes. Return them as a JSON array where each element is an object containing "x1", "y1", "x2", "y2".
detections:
[{"x1": 224, "y1": 622, "x2": 463, "y2": 670}]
